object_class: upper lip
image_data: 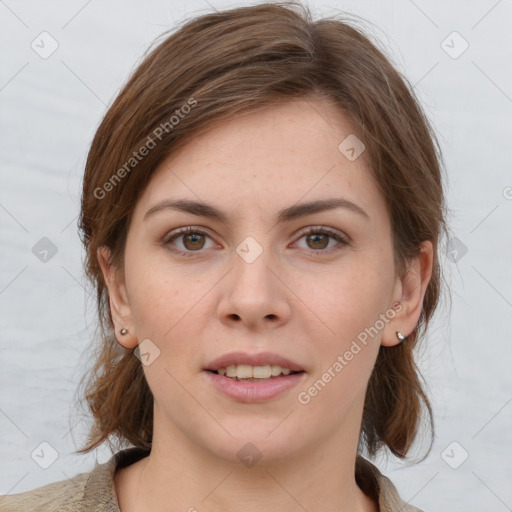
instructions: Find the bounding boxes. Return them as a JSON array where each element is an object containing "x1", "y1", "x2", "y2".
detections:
[{"x1": 204, "y1": 352, "x2": 305, "y2": 372}]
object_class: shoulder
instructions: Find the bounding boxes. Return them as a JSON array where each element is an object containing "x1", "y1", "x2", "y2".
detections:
[
  {"x1": 0, "y1": 471, "x2": 89, "y2": 512},
  {"x1": 356, "y1": 455, "x2": 424, "y2": 512},
  {"x1": 0, "y1": 447, "x2": 150, "y2": 512}
]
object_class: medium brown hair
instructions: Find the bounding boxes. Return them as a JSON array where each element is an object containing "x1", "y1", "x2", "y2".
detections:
[{"x1": 76, "y1": 0, "x2": 447, "y2": 460}]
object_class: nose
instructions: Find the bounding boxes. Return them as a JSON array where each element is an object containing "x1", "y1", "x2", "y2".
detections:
[{"x1": 216, "y1": 245, "x2": 292, "y2": 331}]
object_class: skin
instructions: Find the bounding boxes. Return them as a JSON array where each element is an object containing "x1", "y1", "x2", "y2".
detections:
[{"x1": 98, "y1": 97, "x2": 433, "y2": 512}]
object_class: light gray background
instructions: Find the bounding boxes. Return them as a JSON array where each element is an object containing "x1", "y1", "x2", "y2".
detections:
[{"x1": 1, "y1": 0, "x2": 511, "y2": 510}]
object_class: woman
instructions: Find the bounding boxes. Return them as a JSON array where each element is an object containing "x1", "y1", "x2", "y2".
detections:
[{"x1": 0, "y1": 1, "x2": 446, "y2": 511}]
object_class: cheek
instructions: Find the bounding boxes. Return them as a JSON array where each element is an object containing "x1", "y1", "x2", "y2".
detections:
[
  {"x1": 293, "y1": 263, "x2": 389, "y2": 420},
  {"x1": 131, "y1": 278, "x2": 204, "y2": 346},
  {"x1": 301, "y1": 255, "x2": 394, "y2": 346},
  {"x1": 124, "y1": 244, "x2": 205, "y2": 344}
]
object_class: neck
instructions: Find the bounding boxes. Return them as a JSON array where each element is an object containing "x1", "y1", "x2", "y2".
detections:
[{"x1": 116, "y1": 413, "x2": 377, "y2": 512}]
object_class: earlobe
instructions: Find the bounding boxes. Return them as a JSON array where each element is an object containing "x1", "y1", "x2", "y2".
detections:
[
  {"x1": 381, "y1": 241, "x2": 434, "y2": 347},
  {"x1": 97, "y1": 246, "x2": 138, "y2": 349}
]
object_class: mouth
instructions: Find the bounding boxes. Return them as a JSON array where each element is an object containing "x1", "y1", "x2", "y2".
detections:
[
  {"x1": 206, "y1": 364, "x2": 305, "y2": 382},
  {"x1": 204, "y1": 351, "x2": 305, "y2": 379},
  {"x1": 203, "y1": 352, "x2": 307, "y2": 402}
]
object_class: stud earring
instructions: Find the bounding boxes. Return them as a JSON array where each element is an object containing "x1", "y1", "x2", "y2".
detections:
[
  {"x1": 120, "y1": 328, "x2": 128, "y2": 335},
  {"x1": 396, "y1": 331, "x2": 407, "y2": 342}
]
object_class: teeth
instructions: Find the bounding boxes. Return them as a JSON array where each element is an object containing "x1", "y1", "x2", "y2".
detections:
[
  {"x1": 271, "y1": 365, "x2": 288, "y2": 376},
  {"x1": 253, "y1": 365, "x2": 271, "y2": 378},
  {"x1": 216, "y1": 364, "x2": 294, "y2": 379}
]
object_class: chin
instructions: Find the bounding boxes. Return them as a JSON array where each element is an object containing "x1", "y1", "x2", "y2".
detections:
[{"x1": 200, "y1": 423, "x2": 308, "y2": 468}]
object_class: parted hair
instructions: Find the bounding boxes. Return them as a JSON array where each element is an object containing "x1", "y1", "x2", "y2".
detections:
[{"x1": 76, "y1": 1, "x2": 447, "y2": 460}]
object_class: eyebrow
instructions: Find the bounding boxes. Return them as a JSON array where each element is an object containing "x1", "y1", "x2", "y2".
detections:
[{"x1": 143, "y1": 197, "x2": 370, "y2": 224}]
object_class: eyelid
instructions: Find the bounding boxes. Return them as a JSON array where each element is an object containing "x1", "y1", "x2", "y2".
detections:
[
  {"x1": 294, "y1": 225, "x2": 350, "y2": 243},
  {"x1": 163, "y1": 226, "x2": 213, "y2": 244}
]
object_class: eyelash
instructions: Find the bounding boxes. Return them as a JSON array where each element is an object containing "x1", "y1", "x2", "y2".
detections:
[{"x1": 163, "y1": 226, "x2": 349, "y2": 258}]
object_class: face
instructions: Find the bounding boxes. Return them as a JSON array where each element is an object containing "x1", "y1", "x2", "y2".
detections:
[{"x1": 100, "y1": 97, "x2": 428, "y2": 465}]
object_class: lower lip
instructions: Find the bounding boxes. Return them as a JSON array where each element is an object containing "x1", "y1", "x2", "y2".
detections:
[{"x1": 204, "y1": 371, "x2": 306, "y2": 402}]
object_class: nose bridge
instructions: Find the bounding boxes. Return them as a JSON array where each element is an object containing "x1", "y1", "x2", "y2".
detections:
[
  {"x1": 217, "y1": 233, "x2": 291, "y2": 327},
  {"x1": 232, "y1": 234, "x2": 275, "y2": 297}
]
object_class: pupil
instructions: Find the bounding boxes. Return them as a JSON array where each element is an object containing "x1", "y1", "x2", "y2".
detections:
[
  {"x1": 308, "y1": 234, "x2": 328, "y2": 249},
  {"x1": 184, "y1": 233, "x2": 204, "y2": 250}
]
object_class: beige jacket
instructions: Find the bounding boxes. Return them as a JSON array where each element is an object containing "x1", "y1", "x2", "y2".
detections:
[{"x1": 0, "y1": 447, "x2": 423, "y2": 511}]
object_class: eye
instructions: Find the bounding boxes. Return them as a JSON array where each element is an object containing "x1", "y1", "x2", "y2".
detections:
[
  {"x1": 163, "y1": 227, "x2": 216, "y2": 256},
  {"x1": 162, "y1": 225, "x2": 349, "y2": 258},
  {"x1": 293, "y1": 226, "x2": 349, "y2": 255}
]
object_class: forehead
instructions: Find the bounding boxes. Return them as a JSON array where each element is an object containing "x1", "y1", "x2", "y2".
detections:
[{"x1": 132, "y1": 98, "x2": 387, "y2": 225}]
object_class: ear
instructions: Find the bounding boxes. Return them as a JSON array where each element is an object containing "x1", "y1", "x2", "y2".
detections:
[
  {"x1": 381, "y1": 240, "x2": 434, "y2": 347},
  {"x1": 97, "y1": 246, "x2": 138, "y2": 349}
]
